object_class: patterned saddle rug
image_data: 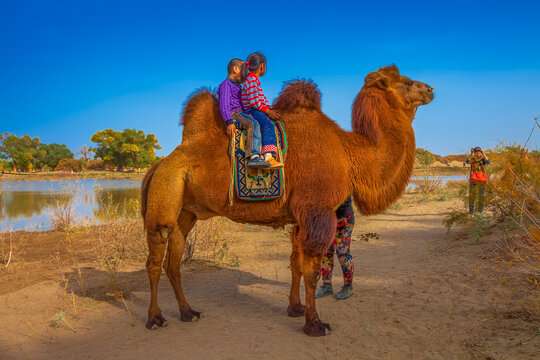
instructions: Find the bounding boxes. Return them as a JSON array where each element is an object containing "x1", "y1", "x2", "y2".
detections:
[{"x1": 229, "y1": 121, "x2": 287, "y2": 202}]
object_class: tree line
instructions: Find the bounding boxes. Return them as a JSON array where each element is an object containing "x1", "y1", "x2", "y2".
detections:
[{"x1": 0, "y1": 129, "x2": 161, "y2": 172}]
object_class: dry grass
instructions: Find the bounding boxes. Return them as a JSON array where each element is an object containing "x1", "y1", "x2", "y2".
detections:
[
  {"x1": 47, "y1": 181, "x2": 87, "y2": 232},
  {"x1": 91, "y1": 190, "x2": 146, "y2": 292},
  {"x1": 0, "y1": 226, "x2": 17, "y2": 268},
  {"x1": 416, "y1": 176, "x2": 443, "y2": 196},
  {"x1": 184, "y1": 217, "x2": 235, "y2": 265}
]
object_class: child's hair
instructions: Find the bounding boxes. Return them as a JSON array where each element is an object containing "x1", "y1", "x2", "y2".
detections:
[
  {"x1": 246, "y1": 52, "x2": 266, "y2": 74},
  {"x1": 227, "y1": 58, "x2": 244, "y2": 74},
  {"x1": 227, "y1": 58, "x2": 248, "y2": 83}
]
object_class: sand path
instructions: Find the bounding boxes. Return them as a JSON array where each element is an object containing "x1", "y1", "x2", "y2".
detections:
[{"x1": 0, "y1": 199, "x2": 537, "y2": 359}]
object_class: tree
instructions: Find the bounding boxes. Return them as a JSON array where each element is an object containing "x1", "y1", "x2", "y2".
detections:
[
  {"x1": 38, "y1": 143, "x2": 74, "y2": 170},
  {"x1": 77, "y1": 145, "x2": 94, "y2": 161},
  {"x1": 0, "y1": 159, "x2": 12, "y2": 171},
  {"x1": 0, "y1": 133, "x2": 44, "y2": 170},
  {"x1": 90, "y1": 129, "x2": 161, "y2": 171},
  {"x1": 416, "y1": 148, "x2": 435, "y2": 167}
]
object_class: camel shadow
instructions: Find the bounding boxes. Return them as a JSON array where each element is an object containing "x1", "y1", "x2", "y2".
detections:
[
  {"x1": 380, "y1": 212, "x2": 442, "y2": 217},
  {"x1": 61, "y1": 259, "x2": 291, "y2": 325}
]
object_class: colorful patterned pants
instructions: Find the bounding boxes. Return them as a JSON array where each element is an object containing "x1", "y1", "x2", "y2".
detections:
[{"x1": 321, "y1": 222, "x2": 354, "y2": 285}]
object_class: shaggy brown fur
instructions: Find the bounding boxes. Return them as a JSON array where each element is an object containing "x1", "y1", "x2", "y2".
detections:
[
  {"x1": 141, "y1": 65, "x2": 434, "y2": 336},
  {"x1": 272, "y1": 79, "x2": 322, "y2": 112}
]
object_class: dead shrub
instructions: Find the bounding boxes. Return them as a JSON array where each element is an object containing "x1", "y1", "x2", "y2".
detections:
[
  {"x1": 0, "y1": 226, "x2": 17, "y2": 268},
  {"x1": 184, "y1": 217, "x2": 232, "y2": 264},
  {"x1": 55, "y1": 158, "x2": 83, "y2": 172},
  {"x1": 86, "y1": 159, "x2": 105, "y2": 170},
  {"x1": 416, "y1": 176, "x2": 443, "y2": 195},
  {"x1": 47, "y1": 181, "x2": 85, "y2": 232}
]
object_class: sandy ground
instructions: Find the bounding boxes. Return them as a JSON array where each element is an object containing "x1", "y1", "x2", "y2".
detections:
[{"x1": 0, "y1": 197, "x2": 538, "y2": 360}]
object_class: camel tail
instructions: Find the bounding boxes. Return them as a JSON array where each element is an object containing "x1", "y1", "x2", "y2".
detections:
[
  {"x1": 303, "y1": 208, "x2": 337, "y2": 255},
  {"x1": 141, "y1": 160, "x2": 163, "y2": 221}
]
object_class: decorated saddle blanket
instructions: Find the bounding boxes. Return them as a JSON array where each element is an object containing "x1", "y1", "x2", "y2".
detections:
[{"x1": 229, "y1": 121, "x2": 287, "y2": 201}]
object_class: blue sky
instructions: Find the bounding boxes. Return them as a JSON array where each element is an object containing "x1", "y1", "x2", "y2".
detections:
[{"x1": 1, "y1": 1, "x2": 539, "y2": 157}]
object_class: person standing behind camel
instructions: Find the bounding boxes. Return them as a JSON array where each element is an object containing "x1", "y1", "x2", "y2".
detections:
[
  {"x1": 241, "y1": 52, "x2": 283, "y2": 169},
  {"x1": 217, "y1": 58, "x2": 270, "y2": 169},
  {"x1": 316, "y1": 196, "x2": 355, "y2": 300},
  {"x1": 466, "y1": 147, "x2": 490, "y2": 214}
]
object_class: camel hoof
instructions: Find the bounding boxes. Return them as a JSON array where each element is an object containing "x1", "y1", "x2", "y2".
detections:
[
  {"x1": 287, "y1": 304, "x2": 305, "y2": 318},
  {"x1": 181, "y1": 309, "x2": 201, "y2": 322},
  {"x1": 303, "y1": 319, "x2": 332, "y2": 337},
  {"x1": 146, "y1": 314, "x2": 168, "y2": 330}
]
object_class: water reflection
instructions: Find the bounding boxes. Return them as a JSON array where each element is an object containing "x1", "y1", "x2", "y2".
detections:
[
  {"x1": 0, "y1": 179, "x2": 141, "y2": 231},
  {"x1": 93, "y1": 188, "x2": 141, "y2": 221},
  {"x1": 0, "y1": 192, "x2": 62, "y2": 221}
]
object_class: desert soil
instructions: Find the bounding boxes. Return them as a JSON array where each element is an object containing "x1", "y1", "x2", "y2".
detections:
[{"x1": 0, "y1": 197, "x2": 538, "y2": 359}]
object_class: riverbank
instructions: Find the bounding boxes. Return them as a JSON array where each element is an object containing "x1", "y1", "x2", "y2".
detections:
[
  {"x1": 0, "y1": 195, "x2": 537, "y2": 359},
  {"x1": 0, "y1": 170, "x2": 146, "y2": 181},
  {"x1": 1, "y1": 168, "x2": 466, "y2": 181},
  {"x1": 412, "y1": 166, "x2": 469, "y2": 176}
]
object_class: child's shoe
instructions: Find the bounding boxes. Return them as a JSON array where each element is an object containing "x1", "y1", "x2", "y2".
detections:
[
  {"x1": 266, "y1": 156, "x2": 284, "y2": 169},
  {"x1": 315, "y1": 283, "x2": 333, "y2": 298},
  {"x1": 247, "y1": 156, "x2": 270, "y2": 169},
  {"x1": 336, "y1": 284, "x2": 354, "y2": 300}
]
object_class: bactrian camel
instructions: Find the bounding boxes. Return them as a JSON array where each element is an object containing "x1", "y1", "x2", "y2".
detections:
[{"x1": 141, "y1": 65, "x2": 435, "y2": 336}]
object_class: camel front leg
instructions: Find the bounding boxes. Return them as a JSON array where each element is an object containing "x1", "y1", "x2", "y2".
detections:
[
  {"x1": 287, "y1": 226, "x2": 305, "y2": 317},
  {"x1": 163, "y1": 210, "x2": 201, "y2": 322}
]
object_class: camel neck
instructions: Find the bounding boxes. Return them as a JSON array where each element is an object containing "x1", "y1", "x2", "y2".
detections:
[{"x1": 346, "y1": 103, "x2": 416, "y2": 215}]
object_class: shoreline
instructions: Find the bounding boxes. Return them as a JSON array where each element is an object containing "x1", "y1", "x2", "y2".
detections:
[
  {"x1": 0, "y1": 170, "x2": 146, "y2": 181},
  {"x1": 1, "y1": 168, "x2": 467, "y2": 181},
  {"x1": 412, "y1": 167, "x2": 468, "y2": 176}
]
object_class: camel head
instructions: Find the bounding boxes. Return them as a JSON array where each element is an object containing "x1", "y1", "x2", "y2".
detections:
[{"x1": 352, "y1": 65, "x2": 435, "y2": 144}]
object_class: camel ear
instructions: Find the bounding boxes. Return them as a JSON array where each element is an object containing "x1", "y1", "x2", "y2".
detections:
[
  {"x1": 364, "y1": 72, "x2": 389, "y2": 90},
  {"x1": 352, "y1": 90, "x2": 382, "y2": 144}
]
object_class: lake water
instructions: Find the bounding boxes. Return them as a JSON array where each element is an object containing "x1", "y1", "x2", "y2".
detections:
[
  {"x1": 0, "y1": 179, "x2": 141, "y2": 231},
  {"x1": 0, "y1": 175, "x2": 469, "y2": 231},
  {"x1": 410, "y1": 175, "x2": 468, "y2": 182}
]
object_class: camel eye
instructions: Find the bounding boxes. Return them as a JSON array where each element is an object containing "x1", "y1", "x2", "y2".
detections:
[{"x1": 406, "y1": 81, "x2": 413, "y2": 88}]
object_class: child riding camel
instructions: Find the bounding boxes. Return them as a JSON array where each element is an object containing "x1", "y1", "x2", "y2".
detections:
[
  {"x1": 241, "y1": 52, "x2": 283, "y2": 169},
  {"x1": 217, "y1": 58, "x2": 270, "y2": 169}
]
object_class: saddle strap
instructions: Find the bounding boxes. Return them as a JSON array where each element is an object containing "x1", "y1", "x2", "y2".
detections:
[
  {"x1": 228, "y1": 134, "x2": 236, "y2": 206},
  {"x1": 232, "y1": 111, "x2": 254, "y2": 158}
]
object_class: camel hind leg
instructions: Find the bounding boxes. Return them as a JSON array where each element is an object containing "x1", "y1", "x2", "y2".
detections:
[
  {"x1": 292, "y1": 206, "x2": 336, "y2": 336},
  {"x1": 146, "y1": 228, "x2": 168, "y2": 329},
  {"x1": 163, "y1": 210, "x2": 201, "y2": 322},
  {"x1": 144, "y1": 155, "x2": 189, "y2": 329},
  {"x1": 287, "y1": 225, "x2": 305, "y2": 317}
]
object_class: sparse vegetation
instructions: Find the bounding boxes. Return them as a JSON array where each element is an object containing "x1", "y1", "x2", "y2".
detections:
[
  {"x1": 47, "y1": 181, "x2": 86, "y2": 232},
  {"x1": 92, "y1": 189, "x2": 146, "y2": 291},
  {"x1": 443, "y1": 144, "x2": 539, "y2": 290},
  {"x1": 184, "y1": 217, "x2": 236, "y2": 265}
]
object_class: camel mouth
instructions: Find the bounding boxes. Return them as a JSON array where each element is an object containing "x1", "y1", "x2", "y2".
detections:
[{"x1": 422, "y1": 90, "x2": 435, "y2": 105}]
